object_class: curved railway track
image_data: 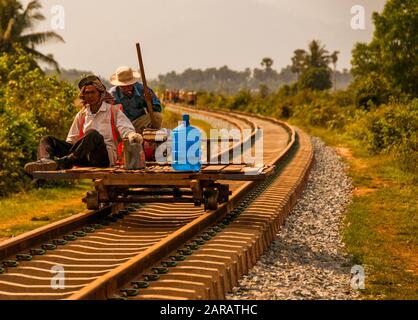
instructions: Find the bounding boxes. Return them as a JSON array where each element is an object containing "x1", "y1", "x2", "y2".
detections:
[{"x1": 0, "y1": 105, "x2": 313, "y2": 300}]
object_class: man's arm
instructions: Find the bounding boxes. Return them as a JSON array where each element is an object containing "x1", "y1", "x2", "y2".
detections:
[
  {"x1": 149, "y1": 88, "x2": 162, "y2": 112},
  {"x1": 66, "y1": 112, "x2": 82, "y2": 144},
  {"x1": 135, "y1": 83, "x2": 162, "y2": 112},
  {"x1": 115, "y1": 108, "x2": 136, "y2": 139}
]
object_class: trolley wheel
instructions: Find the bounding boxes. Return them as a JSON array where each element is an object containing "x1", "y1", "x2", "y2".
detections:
[
  {"x1": 217, "y1": 184, "x2": 230, "y2": 204},
  {"x1": 204, "y1": 190, "x2": 219, "y2": 211},
  {"x1": 83, "y1": 191, "x2": 99, "y2": 210},
  {"x1": 173, "y1": 188, "x2": 182, "y2": 198}
]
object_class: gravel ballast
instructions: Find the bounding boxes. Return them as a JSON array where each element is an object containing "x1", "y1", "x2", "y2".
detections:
[{"x1": 227, "y1": 137, "x2": 359, "y2": 300}]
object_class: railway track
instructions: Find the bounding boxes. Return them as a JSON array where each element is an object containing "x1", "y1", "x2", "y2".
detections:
[{"x1": 0, "y1": 105, "x2": 313, "y2": 300}]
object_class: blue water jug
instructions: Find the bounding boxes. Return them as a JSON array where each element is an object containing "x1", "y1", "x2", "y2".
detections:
[{"x1": 171, "y1": 114, "x2": 202, "y2": 172}]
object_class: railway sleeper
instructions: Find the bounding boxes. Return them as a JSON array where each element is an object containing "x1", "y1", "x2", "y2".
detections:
[
  {"x1": 134, "y1": 273, "x2": 216, "y2": 300},
  {"x1": 139, "y1": 265, "x2": 226, "y2": 300}
]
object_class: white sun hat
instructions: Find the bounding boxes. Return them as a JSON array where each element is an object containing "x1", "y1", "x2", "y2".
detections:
[{"x1": 110, "y1": 66, "x2": 141, "y2": 86}]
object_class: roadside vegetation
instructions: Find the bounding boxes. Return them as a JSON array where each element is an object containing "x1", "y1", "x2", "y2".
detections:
[
  {"x1": 0, "y1": 181, "x2": 92, "y2": 239},
  {"x1": 194, "y1": 0, "x2": 418, "y2": 299},
  {"x1": 1, "y1": 0, "x2": 79, "y2": 196},
  {"x1": 0, "y1": 0, "x2": 214, "y2": 240}
]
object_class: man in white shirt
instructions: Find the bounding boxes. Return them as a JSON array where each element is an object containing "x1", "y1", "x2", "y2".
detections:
[{"x1": 25, "y1": 76, "x2": 143, "y2": 174}]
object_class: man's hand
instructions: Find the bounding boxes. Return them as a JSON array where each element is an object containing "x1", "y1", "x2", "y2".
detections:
[
  {"x1": 127, "y1": 132, "x2": 144, "y2": 144},
  {"x1": 144, "y1": 89, "x2": 152, "y2": 103}
]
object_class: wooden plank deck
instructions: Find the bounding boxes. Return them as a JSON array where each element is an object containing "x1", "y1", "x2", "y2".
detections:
[{"x1": 32, "y1": 164, "x2": 274, "y2": 184}]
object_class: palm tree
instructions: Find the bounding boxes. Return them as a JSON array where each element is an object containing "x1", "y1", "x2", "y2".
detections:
[
  {"x1": 0, "y1": 0, "x2": 64, "y2": 71},
  {"x1": 261, "y1": 57, "x2": 274, "y2": 70},
  {"x1": 305, "y1": 40, "x2": 330, "y2": 69},
  {"x1": 290, "y1": 40, "x2": 335, "y2": 91},
  {"x1": 291, "y1": 41, "x2": 333, "y2": 78},
  {"x1": 329, "y1": 50, "x2": 339, "y2": 91},
  {"x1": 291, "y1": 49, "x2": 307, "y2": 80}
]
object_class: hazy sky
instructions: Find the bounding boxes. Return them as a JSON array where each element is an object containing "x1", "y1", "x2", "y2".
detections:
[{"x1": 24, "y1": 0, "x2": 386, "y2": 80}]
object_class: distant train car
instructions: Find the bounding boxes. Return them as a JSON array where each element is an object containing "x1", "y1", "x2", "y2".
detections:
[
  {"x1": 166, "y1": 90, "x2": 179, "y2": 103},
  {"x1": 178, "y1": 90, "x2": 186, "y2": 103},
  {"x1": 186, "y1": 91, "x2": 197, "y2": 106},
  {"x1": 165, "y1": 89, "x2": 196, "y2": 106}
]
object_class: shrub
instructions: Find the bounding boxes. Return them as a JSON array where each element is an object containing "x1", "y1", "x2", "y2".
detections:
[
  {"x1": 350, "y1": 72, "x2": 391, "y2": 110},
  {"x1": 298, "y1": 67, "x2": 332, "y2": 91},
  {"x1": 350, "y1": 99, "x2": 418, "y2": 174},
  {"x1": 197, "y1": 92, "x2": 227, "y2": 110},
  {"x1": 332, "y1": 89, "x2": 355, "y2": 107},
  {"x1": 227, "y1": 90, "x2": 252, "y2": 110},
  {"x1": 0, "y1": 110, "x2": 43, "y2": 195},
  {"x1": 0, "y1": 51, "x2": 78, "y2": 196},
  {"x1": 292, "y1": 101, "x2": 350, "y2": 129},
  {"x1": 0, "y1": 53, "x2": 78, "y2": 140}
]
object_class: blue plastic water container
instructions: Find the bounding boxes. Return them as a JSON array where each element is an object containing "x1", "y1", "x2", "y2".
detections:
[{"x1": 171, "y1": 114, "x2": 202, "y2": 172}]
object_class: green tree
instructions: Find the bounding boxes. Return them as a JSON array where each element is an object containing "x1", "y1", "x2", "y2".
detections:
[
  {"x1": 0, "y1": 50, "x2": 78, "y2": 195},
  {"x1": 299, "y1": 67, "x2": 332, "y2": 91},
  {"x1": 261, "y1": 57, "x2": 274, "y2": 70},
  {"x1": 329, "y1": 51, "x2": 339, "y2": 91},
  {"x1": 0, "y1": 0, "x2": 64, "y2": 71},
  {"x1": 351, "y1": 42, "x2": 380, "y2": 77},
  {"x1": 350, "y1": 72, "x2": 390, "y2": 109},
  {"x1": 0, "y1": 51, "x2": 78, "y2": 138},
  {"x1": 305, "y1": 40, "x2": 330, "y2": 69},
  {"x1": 351, "y1": 0, "x2": 418, "y2": 97},
  {"x1": 0, "y1": 109, "x2": 42, "y2": 196},
  {"x1": 291, "y1": 49, "x2": 307, "y2": 79},
  {"x1": 291, "y1": 40, "x2": 333, "y2": 91},
  {"x1": 258, "y1": 84, "x2": 269, "y2": 99}
]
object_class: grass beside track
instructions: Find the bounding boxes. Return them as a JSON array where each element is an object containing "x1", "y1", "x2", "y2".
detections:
[
  {"x1": 0, "y1": 109, "x2": 213, "y2": 241},
  {"x1": 163, "y1": 107, "x2": 212, "y2": 136},
  {"x1": 0, "y1": 181, "x2": 92, "y2": 239},
  {"x1": 290, "y1": 120, "x2": 418, "y2": 300}
]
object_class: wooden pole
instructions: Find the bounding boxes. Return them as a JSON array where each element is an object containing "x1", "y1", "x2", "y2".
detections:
[{"x1": 136, "y1": 43, "x2": 158, "y2": 129}]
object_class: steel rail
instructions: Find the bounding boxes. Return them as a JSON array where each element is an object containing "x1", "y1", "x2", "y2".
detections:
[
  {"x1": 0, "y1": 107, "x2": 262, "y2": 300},
  {"x1": 67, "y1": 106, "x2": 297, "y2": 300}
]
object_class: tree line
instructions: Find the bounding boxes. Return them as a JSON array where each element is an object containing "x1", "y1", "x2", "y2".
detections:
[
  {"x1": 196, "y1": 0, "x2": 417, "y2": 175},
  {"x1": 152, "y1": 56, "x2": 352, "y2": 95}
]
